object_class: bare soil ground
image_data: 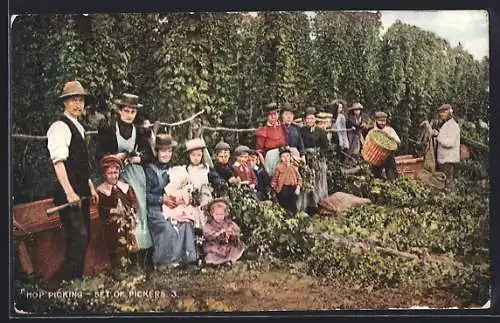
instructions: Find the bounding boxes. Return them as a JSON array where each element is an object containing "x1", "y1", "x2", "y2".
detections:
[{"x1": 142, "y1": 262, "x2": 483, "y2": 311}]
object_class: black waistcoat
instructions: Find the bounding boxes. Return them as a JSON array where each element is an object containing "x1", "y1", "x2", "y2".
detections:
[{"x1": 53, "y1": 115, "x2": 91, "y2": 205}]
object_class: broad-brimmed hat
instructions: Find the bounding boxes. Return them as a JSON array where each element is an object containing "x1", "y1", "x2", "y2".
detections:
[
  {"x1": 58, "y1": 80, "x2": 93, "y2": 101},
  {"x1": 234, "y1": 145, "x2": 251, "y2": 157},
  {"x1": 374, "y1": 111, "x2": 388, "y2": 119},
  {"x1": 304, "y1": 107, "x2": 317, "y2": 116},
  {"x1": 348, "y1": 103, "x2": 364, "y2": 111},
  {"x1": 279, "y1": 145, "x2": 292, "y2": 156},
  {"x1": 316, "y1": 112, "x2": 333, "y2": 119},
  {"x1": 215, "y1": 141, "x2": 231, "y2": 151},
  {"x1": 114, "y1": 93, "x2": 144, "y2": 108},
  {"x1": 206, "y1": 197, "x2": 230, "y2": 214},
  {"x1": 100, "y1": 154, "x2": 123, "y2": 172},
  {"x1": 185, "y1": 138, "x2": 206, "y2": 152},
  {"x1": 280, "y1": 102, "x2": 296, "y2": 113},
  {"x1": 155, "y1": 134, "x2": 178, "y2": 150},
  {"x1": 263, "y1": 102, "x2": 279, "y2": 114},
  {"x1": 438, "y1": 104, "x2": 452, "y2": 112}
]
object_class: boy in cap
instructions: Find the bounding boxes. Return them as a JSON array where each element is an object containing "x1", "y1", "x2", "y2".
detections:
[
  {"x1": 367, "y1": 111, "x2": 401, "y2": 181},
  {"x1": 213, "y1": 140, "x2": 238, "y2": 185},
  {"x1": 46, "y1": 80, "x2": 99, "y2": 289},
  {"x1": 232, "y1": 145, "x2": 257, "y2": 188},
  {"x1": 433, "y1": 104, "x2": 460, "y2": 190},
  {"x1": 272, "y1": 146, "x2": 302, "y2": 216}
]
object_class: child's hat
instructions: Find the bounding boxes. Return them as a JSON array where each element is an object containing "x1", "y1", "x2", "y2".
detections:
[
  {"x1": 279, "y1": 145, "x2": 292, "y2": 156},
  {"x1": 206, "y1": 197, "x2": 230, "y2": 213}
]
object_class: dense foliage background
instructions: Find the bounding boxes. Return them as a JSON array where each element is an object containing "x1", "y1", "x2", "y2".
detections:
[{"x1": 11, "y1": 12, "x2": 489, "y2": 203}]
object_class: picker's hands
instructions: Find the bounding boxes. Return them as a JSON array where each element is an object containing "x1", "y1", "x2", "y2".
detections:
[{"x1": 432, "y1": 129, "x2": 439, "y2": 137}]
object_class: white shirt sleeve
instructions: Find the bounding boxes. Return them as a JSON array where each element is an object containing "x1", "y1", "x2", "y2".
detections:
[{"x1": 47, "y1": 121, "x2": 72, "y2": 164}]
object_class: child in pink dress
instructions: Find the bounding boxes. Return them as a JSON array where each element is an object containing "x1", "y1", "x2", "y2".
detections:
[{"x1": 202, "y1": 198, "x2": 245, "y2": 266}]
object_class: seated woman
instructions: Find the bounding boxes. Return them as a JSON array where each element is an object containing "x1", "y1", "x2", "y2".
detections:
[
  {"x1": 97, "y1": 155, "x2": 139, "y2": 270},
  {"x1": 202, "y1": 198, "x2": 245, "y2": 266},
  {"x1": 144, "y1": 134, "x2": 197, "y2": 269}
]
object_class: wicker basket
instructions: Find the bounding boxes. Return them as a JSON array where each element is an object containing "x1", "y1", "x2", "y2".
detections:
[{"x1": 361, "y1": 130, "x2": 397, "y2": 166}]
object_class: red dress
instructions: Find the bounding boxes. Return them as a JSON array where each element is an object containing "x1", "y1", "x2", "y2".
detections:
[
  {"x1": 97, "y1": 181, "x2": 139, "y2": 261},
  {"x1": 255, "y1": 122, "x2": 288, "y2": 157}
]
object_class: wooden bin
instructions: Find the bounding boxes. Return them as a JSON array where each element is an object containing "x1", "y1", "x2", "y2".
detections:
[
  {"x1": 13, "y1": 199, "x2": 111, "y2": 281},
  {"x1": 395, "y1": 155, "x2": 424, "y2": 180}
]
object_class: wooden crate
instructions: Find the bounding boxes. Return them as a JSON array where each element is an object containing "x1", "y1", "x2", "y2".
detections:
[
  {"x1": 13, "y1": 199, "x2": 111, "y2": 281},
  {"x1": 395, "y1": 155, "x2": 424, "y2": 180}
]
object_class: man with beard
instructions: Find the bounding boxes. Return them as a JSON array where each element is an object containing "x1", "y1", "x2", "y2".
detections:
[
  {"x1": 366, "y1": 111, "x2": 401, "y2": 181},
  {"x1": 433, "y1": 104, "x2": 460, "y2": 191}
]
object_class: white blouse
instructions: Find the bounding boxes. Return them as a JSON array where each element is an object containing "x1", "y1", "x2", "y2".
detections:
[
  {"x1": 186, "y1": 164, "x2": 209, "y2": 190},
  {"x1": 46, "y1": 112, "x2": 85, "y2": 164}
]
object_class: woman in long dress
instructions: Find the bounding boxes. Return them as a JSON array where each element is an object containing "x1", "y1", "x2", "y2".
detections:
[
  {"x1": 95, "y1": 93, "x2": 155, "y2": 269},
  {"x1": 346, "y1": 103, "x2": 367, "y2": 160},
  {"x1": 298, "y1": 107, "x2": 330, "y2": 216},
  {"x1": 144, "y1": 134, "x2": 197, "y2": 269}
]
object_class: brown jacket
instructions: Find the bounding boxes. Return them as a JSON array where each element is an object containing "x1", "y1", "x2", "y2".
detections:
[{"x1": 272, "y1": 162, "x2": 302, "y2": 193}]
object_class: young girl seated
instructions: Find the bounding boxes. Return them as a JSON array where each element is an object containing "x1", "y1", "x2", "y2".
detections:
[
  {"x1": 202, "y1": 198, "x2": 245, "y2": 266},
  {"x1": 184, "y1": 138, "x2": 224, "y2": 229},
  {"x1": 272, "y1": 146, "x2": 302, "y2": 216}
]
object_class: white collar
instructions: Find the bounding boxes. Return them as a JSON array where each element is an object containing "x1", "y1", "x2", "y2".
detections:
[
  {"x1": 96, "y1": 180, "x2": 129, "y2": 197},
  {"x1": 64, "y1": 111, "x2": 83, "y2": 126}
]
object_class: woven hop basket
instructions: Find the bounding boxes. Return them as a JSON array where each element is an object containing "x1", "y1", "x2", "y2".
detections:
[{"x1": 361, "y1": 130, "x2": 397, "y2": 166}]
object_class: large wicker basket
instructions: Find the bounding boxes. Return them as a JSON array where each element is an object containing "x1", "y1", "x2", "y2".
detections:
[{"x1": 361, "y1": 130, "x2": 397, "y2": 166}]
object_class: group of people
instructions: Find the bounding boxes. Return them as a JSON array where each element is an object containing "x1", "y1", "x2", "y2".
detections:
[{"x1": 44, "y1": 80, "x2": 461, "y2": 290}]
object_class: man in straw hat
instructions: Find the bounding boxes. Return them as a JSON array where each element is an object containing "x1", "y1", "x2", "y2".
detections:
[
  {"x1": 46, "y1": 80, "x2": 99, "y2": 290},
  {"x1": 367, "y1": 111, "x2": 401, "y2": 181},
  {"x1": 255, "y1": 102, "x2": 288, "y2": 176},
  {"x1": 433, "y1": 104, "x2": 460, "y2": 190},
  {"x1": 346, "y1": 102, "x2": 367, "y2": 160}
]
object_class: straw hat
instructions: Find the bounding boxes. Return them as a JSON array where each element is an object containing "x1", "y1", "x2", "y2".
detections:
[
  {"x1": 113, "y1": 93, "x2": 143, "y2": 108},
  {"x1": 58, "y1": 80, "x2": 93, "y2": 101},
  {"x1": 185, "y1": 138, "x2": 206, "y2": 152},
  {"x1": 155, "y1": 134, "x2": 178, "y2": 150},
  {"x1": 316, "y1": 112, "x2": 333, "y2": 119},
  {"x1": 348, "y1": 103, "x2": 364, "y2": 111}
]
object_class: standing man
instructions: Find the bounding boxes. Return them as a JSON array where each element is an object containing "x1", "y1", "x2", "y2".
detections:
[
  {"x1": 367, "y1": 111, "x2": 401, "y2": 181},
  {"x1": 280, "y1": 102, "x2": 305, "y2": 161},
  {"x1": 433, "y1": 104, "x2": 460, "y2": 190},
  {"x1": 46, "y1": 80, "x2": 99, "y2": 290}
]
